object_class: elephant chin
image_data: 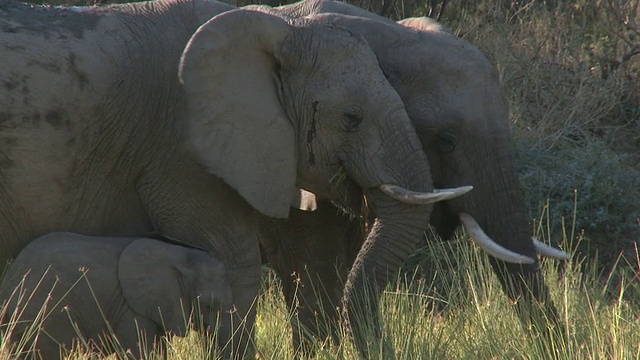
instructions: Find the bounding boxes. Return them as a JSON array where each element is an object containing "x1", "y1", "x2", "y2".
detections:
[{"x1": 326, "y1": 172, "x2": 473, "y2": 216}]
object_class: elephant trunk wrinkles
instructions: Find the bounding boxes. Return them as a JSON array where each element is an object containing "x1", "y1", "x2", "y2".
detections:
[{"x1": 342, "y1": 189, "x2": 431, "y2": 357}]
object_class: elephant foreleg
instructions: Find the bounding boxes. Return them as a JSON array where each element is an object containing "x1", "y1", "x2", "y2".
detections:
[
  {"x1": 137, "y1": 164, "x2": 263, "y2": 359},
  {"x1": 258, "y1": 202, "x2": 365, "y2": 355}
]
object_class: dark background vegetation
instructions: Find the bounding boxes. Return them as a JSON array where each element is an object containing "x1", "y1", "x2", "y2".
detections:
[{"x1": 31, "y1": 0, "x2": 639, "y2": 268}]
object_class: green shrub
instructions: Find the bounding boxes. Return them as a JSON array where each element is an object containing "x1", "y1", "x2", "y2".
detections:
[
  {"x1": 439, "y1": 0, "x2": 639, "y2": 262},
  {"x1": 516, "y1": 138, "x2": 640, "y2": 261}
]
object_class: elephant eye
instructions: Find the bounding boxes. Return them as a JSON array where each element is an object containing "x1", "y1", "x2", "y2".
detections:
[
  {"x1": 342, "y1": 107, "x2": 363, "y2": 132},
  {"x1": 436, "y1": 131, "x2": 458, "y2": 153}
]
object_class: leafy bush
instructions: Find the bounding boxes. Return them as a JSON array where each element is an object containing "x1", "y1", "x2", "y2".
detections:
[{"x1": 516, "y1": 139, "x2": 640, "y2": 261}]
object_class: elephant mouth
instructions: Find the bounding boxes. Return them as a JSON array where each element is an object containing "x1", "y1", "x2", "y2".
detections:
[{"x1": 458, "y1": 212, "x2": 570, "y2": 264}]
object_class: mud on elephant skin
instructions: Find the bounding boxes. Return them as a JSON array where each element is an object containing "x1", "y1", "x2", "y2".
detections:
[
  {"x1": 0, "y1": 0, "x2": 469, "y2": 356},
  {"x1": 253, "y1": 0, "x2": 570, "y2": 355},
  {"x1": 0, "y1": 233, "x2": 231, "y2": 360}
]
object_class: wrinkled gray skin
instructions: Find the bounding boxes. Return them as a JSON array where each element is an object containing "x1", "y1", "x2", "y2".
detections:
[
  {"x1": 254, "y1": 0, "x2": 562, "y2": 354},
  {"x1": 0, "y1": 233, "x2": 231, "y2": 360},
  {"x1": 0, "y1": 0, "x2": 437, "y2": 356}
]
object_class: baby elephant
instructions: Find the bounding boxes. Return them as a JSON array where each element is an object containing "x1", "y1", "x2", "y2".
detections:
[{"x1": 0, "y1": 233, "x2": 232, "y2": 359}]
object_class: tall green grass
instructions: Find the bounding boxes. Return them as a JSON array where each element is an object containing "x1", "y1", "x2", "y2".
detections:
[{"x1": 2, "y1": 216, "x2": 639, "y2": 359}]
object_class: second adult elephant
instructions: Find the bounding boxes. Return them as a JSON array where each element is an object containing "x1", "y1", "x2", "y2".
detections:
[
  {"x1": 0, "y1": 0, "x2": 469, "y2": 356},
  {"x1": 255, "y1": 0, "x2": 570, "y2": 355}
]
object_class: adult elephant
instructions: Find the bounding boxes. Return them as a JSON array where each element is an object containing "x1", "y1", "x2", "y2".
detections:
[
  {"x1": 253, "y1": 0, "x2": 570, "y2": 355},
  {"x1": 0, "y1": 1, "x2": 469, "y2": 357}
]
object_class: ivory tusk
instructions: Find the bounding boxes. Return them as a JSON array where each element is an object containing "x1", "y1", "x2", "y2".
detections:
[
  {"x1": 378, "y1": 184, "x2": 473, "y2": 204},
  {"x1": 459, "y1": 213, "x2": 536, "y2": 264},
  {"x1": 532, "y1": 237, "x2": 570, "y2": 260},
  {"x1": 291, "y1": 189, "x2": 317, "y2": 211}
]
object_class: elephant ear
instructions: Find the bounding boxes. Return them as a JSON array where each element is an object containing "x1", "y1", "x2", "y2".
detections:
[
  {"x1": 119, "y1": 238, "x2": 190, "y2": 336},
  {"x1": 179, "y1": 9, "x2": 297, "y2": 219}
]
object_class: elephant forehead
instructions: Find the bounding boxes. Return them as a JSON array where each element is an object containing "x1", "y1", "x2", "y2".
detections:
[
  {"x1": 407, "y1": 88, "x2": 506, "y2": 130},
  {"x1": 380, "y1": 30, "x2": 495, "y2": 85},
  {"x1": 320, "y1": 34, "x2": 373, "y2": 63},
  {"x1": 294, "y1": 20, "x2": 375, "y2": 63}
]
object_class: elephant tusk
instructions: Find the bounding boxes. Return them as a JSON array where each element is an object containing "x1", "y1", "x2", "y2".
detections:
[
  {"x1": 291, "y1": 189, "x2": 318, "y2": 211},
  {"x1": 459, "y1": 213, "x2": 536, "y2": 264},
  {"x1": 532, "y1": 237, "x2": 570, "y2": 260},
  {"x1": 378, "y1": 184, "x2": 473, "y2": 204}
]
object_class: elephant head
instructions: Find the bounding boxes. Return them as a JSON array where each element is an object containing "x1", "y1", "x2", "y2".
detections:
[
  {"x1": 119, "y1": 238, "x2": 232, "y2": 337},
  {"x1": 176, "y1": 9, "x2": 473, "y2": 346},
  {"x1": 248, "y1": 0, "x2": 570, "y2": 353},
  {"x1": 372, "y1": 14, "x2": 570, "y2": 321},
  {"x1": 178, "y1": 9, "x2": 469, "y2": 217}
]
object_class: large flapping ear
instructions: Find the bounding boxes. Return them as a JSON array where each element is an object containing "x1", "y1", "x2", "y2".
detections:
[
  {"x1": 179, "y1": 9, "x2": 297, "y2": 219},
  {"x1": 119, "y1": 238, "x2": 190, "y2": 336}
]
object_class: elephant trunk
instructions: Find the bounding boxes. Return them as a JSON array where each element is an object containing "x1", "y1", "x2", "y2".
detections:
[
  {"x1": 482, "y1": 208, "x2": 565, "y2": 340},
  {"x1": 342, "y1": 189, "x2": 432, "y2": 357},
  {"x1": 460, "y1": 176, "x2": 565, "y2": 342}
]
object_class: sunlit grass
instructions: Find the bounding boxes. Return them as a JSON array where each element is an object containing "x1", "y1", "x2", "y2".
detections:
[{"x1": 2, "y1": 220, "x2": 638, "y2": 359}]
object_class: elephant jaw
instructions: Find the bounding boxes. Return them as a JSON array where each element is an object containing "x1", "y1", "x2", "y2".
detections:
[
  {"x1": 459, "y1": 213, "x2": 570, "y2": 263},
  {"x1": 378, "y1": 184, "x2": 473, "y2": 204}
]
